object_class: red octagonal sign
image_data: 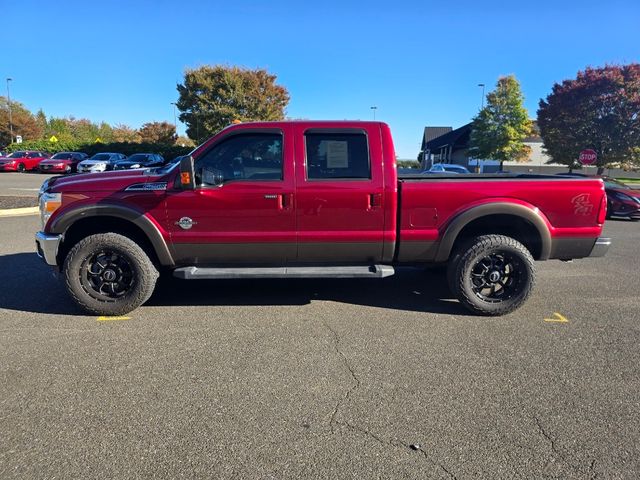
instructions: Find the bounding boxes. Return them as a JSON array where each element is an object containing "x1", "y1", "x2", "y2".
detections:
[{"x1": 579, "y1": 149, "x2": 597, "y2": 166}]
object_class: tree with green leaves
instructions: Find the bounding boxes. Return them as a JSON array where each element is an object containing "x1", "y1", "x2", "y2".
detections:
[
  {"x1": 0, "y1": 97, "x2": 43, "y2": 146},
  {"x1": 469, "y1": 76, "x2": 533, "y2": 170},
  {"x1": 537, "y1": 64, "x2": 640, "y2": 174},
  {"x1": 138, "y1": 121, "x2": 176, "y2": 144},
  {"x1": 176, "y1": 65, "x2": 290, "y2": 143}
]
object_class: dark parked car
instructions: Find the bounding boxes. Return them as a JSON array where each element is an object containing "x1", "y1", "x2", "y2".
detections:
[
  {"x1": 113, "y1": 153, "x2": 165, "y2": 170},
  {"x1": 38, "y1": 152, "x2": 88, "y2": 173},
  {"x1": 603, "y1": 178, "x2": 640, "y2": 220},
  {"x1": 77, "y1": 153, "x2": 127, "y2": 173}
]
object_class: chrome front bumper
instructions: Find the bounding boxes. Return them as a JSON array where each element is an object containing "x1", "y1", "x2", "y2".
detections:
[
  {"x1": 35, "y1": 232, "x2": 62, "y2": 266},
  {"x1": 589, "y1": 237, "x2": 611, "y2": 258}
]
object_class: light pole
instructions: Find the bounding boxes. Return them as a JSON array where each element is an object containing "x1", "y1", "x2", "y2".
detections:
[
  {"x1": 478, "y1": 83, "x2": 485, "y2": 109},
  {"x1": 370, "y1": 106, "x2": 377, "y2": 120},
  {"x1": 170, "y1": 102, "x2": 177, "y2": 132},
  {"x1": 6, "y1": 78, "x2": 14, "y2": 144}
]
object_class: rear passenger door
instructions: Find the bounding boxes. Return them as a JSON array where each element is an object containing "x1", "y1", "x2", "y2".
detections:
[{"x1": 294, "y1": 125, "x2": 386, "y2": 263}]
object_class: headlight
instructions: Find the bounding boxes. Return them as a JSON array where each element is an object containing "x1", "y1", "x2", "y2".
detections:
[
  {"x1": 130, "y1": 164, "x2": 140, "y2": 169},
  {"x1": 39, "y1": 192, "x2": 62, "y2": 229},
  {"x1": 38, "y1": 178, "x2": 51, "y2": 199},
  {"x1": 95, "y1": 163, "x2": 107, "y2": 171}
]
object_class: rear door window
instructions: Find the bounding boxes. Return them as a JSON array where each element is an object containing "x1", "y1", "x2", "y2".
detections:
[{"x1": 304, "y1": 132, "x2": 370, "y2": 180}]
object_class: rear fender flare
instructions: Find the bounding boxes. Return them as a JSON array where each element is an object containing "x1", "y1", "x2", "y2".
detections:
[{"x1": 434, "y1": 202, "x2": 552, "y2": 262}]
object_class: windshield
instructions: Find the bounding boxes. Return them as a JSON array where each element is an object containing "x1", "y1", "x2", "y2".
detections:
[
  {"x1": 126, "y1": 154, "x2": 151, "y2": 163},
  {"x1": 8, "y1": 151, "x2": 27, "y2": 158},
  {"x1": 51, "y1": 153, "x2": 73, "y2": 160},
  {"x1": 90, "y1": 154, "x2": 111, "y2": 161},
  {"x1": 604, "y1": 179, "x2": 630, "y2": 189},
  {"x1": 151, "y1": 156, "x2": 182, "y2": 174}
]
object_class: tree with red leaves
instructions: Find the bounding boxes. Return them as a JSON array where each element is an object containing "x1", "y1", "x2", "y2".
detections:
[{"x1": 537, "y1": 64, "x2": 640, "y2": 174}]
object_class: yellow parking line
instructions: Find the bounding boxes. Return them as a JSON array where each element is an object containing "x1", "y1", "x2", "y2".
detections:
[
  {"x1": 97, "y1": 316, "x2": 131, "y2": 322},
  {"x1": 544, "y1": 312, "x2": 569, "y2": 323}
]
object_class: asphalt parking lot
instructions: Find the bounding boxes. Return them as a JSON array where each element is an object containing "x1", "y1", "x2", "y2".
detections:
[{"x1": 0, "y1": 177, "x2": 639, "y2": 478}]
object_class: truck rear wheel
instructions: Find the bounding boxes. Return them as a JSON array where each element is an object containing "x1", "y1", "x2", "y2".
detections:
[
  {"x1": 63, "y1": 233, "x2": 159, "y2": 315},
  {"x1": 448, "y1": 234, "x2": 535, "y2": 316}
]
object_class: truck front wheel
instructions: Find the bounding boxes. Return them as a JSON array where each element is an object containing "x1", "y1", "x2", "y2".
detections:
[
  {"x1": 448, "y1": 234, "x2": 535, "y2": 316},
  {"x1": 63, "y1": 233, "x2": 159, "y2": 315}
]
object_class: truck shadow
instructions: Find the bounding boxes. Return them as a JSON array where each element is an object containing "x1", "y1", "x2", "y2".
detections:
[
  {"x1": 0, "y1": 253, "x2": 469, "y2": 316},
  {"x1": 0, "y1": 253, "x2": 81, "y2": 315},
  {"x1": 148, "y1": 266, "x2": 471, "y2": 316}
]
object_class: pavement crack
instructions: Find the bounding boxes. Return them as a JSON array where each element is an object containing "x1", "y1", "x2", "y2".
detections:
[
  {"x1": 534, "y1": 416, "x2": 584, "y2": 476},
  {"x1": 322, "y1": 321, "x2": 457, "y2": 478},
  {"x1": 535, "y1": 416, "x2": 559, "y2": 456},
  {"x1": 336, "y1": 420, "x2": 457, "y2": 479},
  {"x1": 410, "y1": 444, "x2": 458, "y2": 480},
  {"x1": 322, "y1": 321, "x2": 360, "y2": 433}
]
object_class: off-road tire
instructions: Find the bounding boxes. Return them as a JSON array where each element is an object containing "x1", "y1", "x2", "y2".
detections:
[
  {"x1": 450, "y1": 234, "x2": 535, "y2": 316},
  {"x1": 63, "y1": 233, "x2": 158, "y2": 315}
]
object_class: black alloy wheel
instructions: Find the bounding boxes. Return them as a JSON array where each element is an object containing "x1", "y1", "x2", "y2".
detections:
[
  {"x1": 469, "y1": 252, "x2": 523, "y2": 303},
  {"x1": 448, "y1": 234, "x2": 535, "y2": 316},
  {"x1": 63, "y1": 233, "x2": 159, "y2": 315},
  {"x1": 17, "y1": 163, "x2": 26, "y2": 173},
  {"x1": 80, "y1": 250, "x2": 136, "y2": 301}
]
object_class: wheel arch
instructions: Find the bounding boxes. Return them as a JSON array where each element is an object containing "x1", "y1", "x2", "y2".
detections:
[
  {"x1": 435, "y1": 202, "x2": 552, "y2": 262},
  {"x1": 50, "y1": 205, "x2": 174, "y2": 268}
]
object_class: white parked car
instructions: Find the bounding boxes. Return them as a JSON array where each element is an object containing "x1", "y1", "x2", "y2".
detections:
[{"x1": 77, "y1": 153, "x2": 127, "y2": 173}]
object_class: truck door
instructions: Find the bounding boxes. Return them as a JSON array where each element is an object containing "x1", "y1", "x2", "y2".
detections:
[
  {"x1": 164, "y1": 126, "x2": 296, "y2": 265},
  {"x1": 294, "y1": 125, "x2": 386, "y2": 263}
]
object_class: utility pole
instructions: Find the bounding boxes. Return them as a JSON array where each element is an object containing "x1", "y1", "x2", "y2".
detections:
[
  {"x1": 478, "y1": 83, "x2": 485, "y2": 109},
  {"x1": 170, "y1": 102, "x2": 177, "y2": 132},
  {"x1": 6, "y1": 78, "x2": 14, "y2": 143},
  {"x1": 370, "y1": 106, "x2": 377, "y2": 120}
]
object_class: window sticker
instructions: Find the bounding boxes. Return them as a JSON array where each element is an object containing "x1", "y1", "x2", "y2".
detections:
[{"x1": 326, "y1": 141, "x2": 349, "y2": 168}]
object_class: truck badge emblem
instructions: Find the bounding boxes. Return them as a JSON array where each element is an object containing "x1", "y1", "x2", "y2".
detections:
[
  {"x1": 176, "y1": 217, "x2": 197, "y2": 230},
  {"x1": 571, "y1": 193, "x2": 594, "y2": 216}
]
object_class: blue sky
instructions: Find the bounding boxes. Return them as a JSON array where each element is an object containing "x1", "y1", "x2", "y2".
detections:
[{"x1": 4, "y1": 0, "x2": 639, "y2": 158}]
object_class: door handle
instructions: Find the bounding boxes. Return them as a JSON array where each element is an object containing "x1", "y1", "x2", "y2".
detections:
[
  {"x1": 368, "y1": 193, "x2": 382, "y2": 209},
  {"x1": 264, "y1": 193, "x2": 293, "y2": 210}
]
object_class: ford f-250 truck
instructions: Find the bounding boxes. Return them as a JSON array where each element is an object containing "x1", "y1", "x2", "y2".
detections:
[{"x1": 35, "y1": 121, "x2": 610, "y2": 316}]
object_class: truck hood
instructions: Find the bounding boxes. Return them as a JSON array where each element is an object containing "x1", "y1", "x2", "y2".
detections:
[{"x1": 47, "y1": 169, "x2": 169, "y2": 193}]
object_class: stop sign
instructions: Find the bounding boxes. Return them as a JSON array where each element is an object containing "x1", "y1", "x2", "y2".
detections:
[{"x1": 579, "y1": 149, "x2": 597, "y2": 166}]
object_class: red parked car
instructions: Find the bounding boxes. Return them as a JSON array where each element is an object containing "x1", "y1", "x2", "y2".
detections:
[
  {"x1": 603, "y1": 178, "x2": 640, "y2": 220},
  {"x1": 0, "y1": 151, "x2": 50, "y2": 172},
  {"x1": 38, "y1": 152, "x2": 89, "y2": 174},
  {"x1": 35, "y1": 121, "x2": 609, "y2": 317}
]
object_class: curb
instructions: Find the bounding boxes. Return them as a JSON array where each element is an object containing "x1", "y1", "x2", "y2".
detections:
[{"x1": 0, "y1": 206, "x2": 39, "y2": 217}]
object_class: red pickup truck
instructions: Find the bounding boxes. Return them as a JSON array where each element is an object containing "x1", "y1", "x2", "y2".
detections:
[{"x1": 35, "y1": 121, "x2": 610, "y2": 316}]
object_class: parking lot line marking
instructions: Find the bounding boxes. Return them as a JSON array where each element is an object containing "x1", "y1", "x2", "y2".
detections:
[
  {"x1": 97, "y1": 316, "x2": 131, "y2": 322},
  {"x1": 0, "y1": 206, "x2": 39, "y2": 217},
  {"x1": 544, "y1": 312, "x2": 569, "y2": 323}
]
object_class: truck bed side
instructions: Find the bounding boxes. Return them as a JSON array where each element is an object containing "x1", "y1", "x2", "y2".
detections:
[{"x1": 396, "y1": 176, "x2": 606, "y2": 263}]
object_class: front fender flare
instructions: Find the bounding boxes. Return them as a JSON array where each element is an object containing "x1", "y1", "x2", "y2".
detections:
[{"x1": 49, "y1": 204, "x2": 174, "y2": 266}]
